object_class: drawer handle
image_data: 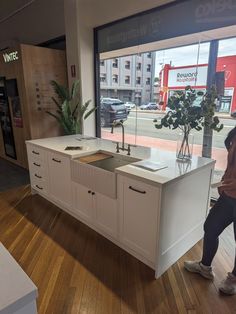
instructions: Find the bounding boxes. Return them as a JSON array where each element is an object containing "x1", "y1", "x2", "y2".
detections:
[
  {"x1": 52, "y1": 158, "x2": 61, "y2": 163},
  {"x1": 88, "y1": 190, "x2": 91, "y2": 194},
  {"x1": 32, "y1": 150, "x2": 40, "y2": 155},
  {"x1": 36, "y1": 184, "x2": 43, "y2": 190},
  {"x1": 129, "y1": 186, "x2": 146, "y2": 194},
  {"x1": 33, "y1": 162, "x2": 41, "y2": 167},
  {"x1": 35, "y1": 174, "x2": 42, "y2": 179},
  {"x1": 91, "y1": 192, "x2": 95, "y2": 195}
]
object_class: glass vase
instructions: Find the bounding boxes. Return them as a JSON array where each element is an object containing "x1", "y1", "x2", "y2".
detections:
[{"x1": 176, "y1": 132, "x2": 194, "y2": 161}]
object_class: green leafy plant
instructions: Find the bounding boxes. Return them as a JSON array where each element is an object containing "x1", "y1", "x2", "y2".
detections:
[
  {"x1": 154, "y1": 86, "x2": 223, "y2": 160},
  {"x1": 46, "y1": 80, "x2": 96, "y2": 135}
]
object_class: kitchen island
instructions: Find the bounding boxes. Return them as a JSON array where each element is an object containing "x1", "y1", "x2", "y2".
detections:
[{"x1": 26, "y1": 135, "x2": 215, "y2": 278}]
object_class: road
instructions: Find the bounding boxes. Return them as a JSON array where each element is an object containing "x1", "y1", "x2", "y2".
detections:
[{"x1": 102, "y1": 110, "x2": 235, "y2": 149}]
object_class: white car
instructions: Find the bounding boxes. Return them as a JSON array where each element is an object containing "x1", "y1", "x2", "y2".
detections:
[{"x1": 124, "y1": 101, "x2": 136, "y2": 111}]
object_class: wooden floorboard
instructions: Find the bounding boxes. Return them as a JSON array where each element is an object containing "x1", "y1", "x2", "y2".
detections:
[{"x1": 0, "y1": 185, "x2": 236, "y2": 314}]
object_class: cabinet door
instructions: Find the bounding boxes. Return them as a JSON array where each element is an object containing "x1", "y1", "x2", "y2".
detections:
[
  {"x1": 48, "y1": 152, "x2": 71, "y2": 208},
  {"x1": 95, "y1": 193, "x2": 118, "y2": 239},
  {"x1": 120, "y1": 176, "x2": 160, "y2": 263},
  {"x1": 72, "y1": 182, "x2": 93, "y2": 223}
]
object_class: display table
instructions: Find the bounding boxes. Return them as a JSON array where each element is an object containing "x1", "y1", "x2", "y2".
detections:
[{"x1": 0, "y1": 243, "x2": 38, "y2": 314}]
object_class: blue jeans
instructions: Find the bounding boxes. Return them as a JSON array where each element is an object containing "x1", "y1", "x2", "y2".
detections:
[{"x1": 201, "y1": 193, "x2": 236, "y2": 275}]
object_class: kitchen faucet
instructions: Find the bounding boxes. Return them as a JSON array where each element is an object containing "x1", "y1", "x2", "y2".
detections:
[{"x1": 111, "y1": 121, "x2": 131, "y2": 155}]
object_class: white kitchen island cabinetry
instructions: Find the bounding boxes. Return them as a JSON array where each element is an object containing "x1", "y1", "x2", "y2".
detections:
[
  {"x1": 26, "y1": 143, "x2": 49, "y2": 196},
  {"x1": 26, "y1": 135, "x2": 215, "y2": 279},
  {"x1": 48, "y1": 151, "x2": 71, "y2": 208},
  {"x1": 118, "y1": 176, "x2": 160, "y2": 265},
  {"x1": 72, "y1": 182, "x2": 118, "y2": 239},
  {"x1": 116, "y1": 164, "x2": 213, "y2": 277}
]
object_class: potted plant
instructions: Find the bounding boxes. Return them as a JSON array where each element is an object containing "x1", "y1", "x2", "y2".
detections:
[
  {"x1": 154, "y1": 86, "x2": 223, "y2": 161},
  {"x1": 46, "y1": 80, "x2": 96, "y2": 135}
]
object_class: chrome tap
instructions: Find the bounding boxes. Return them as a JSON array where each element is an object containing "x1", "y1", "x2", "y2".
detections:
[
  {"x1": 111, "y1": 121, "x2": 131, "y2": 155},
  {"x1": 111, "y1": 121, "x2": 125, "y2": 150}
]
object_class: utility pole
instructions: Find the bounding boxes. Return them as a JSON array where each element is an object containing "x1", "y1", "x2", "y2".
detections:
[{"x1": 202, "y1": 40, "x2": 219, "y2": 158}]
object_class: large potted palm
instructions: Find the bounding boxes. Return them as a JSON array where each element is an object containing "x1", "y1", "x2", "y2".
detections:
[
  {"x1": 154, "y1": 86, "x2": 223, "y2": 161},
  {"x1": 46, "y1": 80, "x2": 95, "y2": 135}
]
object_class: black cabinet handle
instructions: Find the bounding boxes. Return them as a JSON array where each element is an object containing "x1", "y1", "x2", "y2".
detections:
[
  {"x1": 32, "y1": 150, "x2": 39, "y2": 155},
  {"x1": 129, "y1": 186, "x2": 146, "y2": 194},
  {"x1": 91, "y1": 192, "x2": 95, "y2": 195},
  {"x1": 88, "y1": 190, "x2": 91, "y2": 194},
  {"x1": 52, "y1": 158, "x2": 61, "y2": 163},
  {"x1": 35, "y1": 174, "x2": 42, "y2": 179},
  {"x1": 36, "y1": 184, "x2": 43, "y2": 190},
  {"x1": 33, "y1": 162, "x2": 40, "y2": 167}
]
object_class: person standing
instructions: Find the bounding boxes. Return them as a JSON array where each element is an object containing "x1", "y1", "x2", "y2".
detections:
[{"x1": 184, "y1": 127, "x2": 236, "y2": 295}]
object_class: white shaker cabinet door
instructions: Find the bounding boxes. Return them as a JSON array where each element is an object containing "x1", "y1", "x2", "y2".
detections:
[
  {"x1": 119, "y1": 176, "x2": 160, "y2": 263},
  {"x1": 95, "y1": 192, "x2": 118, "y2": 239},
  {"x1": 72, "y1": 182, "x2": 94, "y2": 223},
  {"x1": 48, "y1": 152, "x2": 71, "y2": 208}
]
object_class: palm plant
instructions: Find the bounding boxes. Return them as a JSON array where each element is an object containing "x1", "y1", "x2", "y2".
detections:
[{"x1": 46, "y1": 80, "x2": 95, "y2": 135}]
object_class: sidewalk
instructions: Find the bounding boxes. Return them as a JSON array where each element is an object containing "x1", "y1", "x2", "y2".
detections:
[
  {"x1": 101, "y1": 130, "x2": 227, "y2": 171},
  {"x1": 130, "y1": 109, "x2": 233, "y2": 120}
]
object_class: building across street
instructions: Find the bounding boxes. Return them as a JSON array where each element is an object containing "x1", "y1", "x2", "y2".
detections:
[{"x1": 159, "y1": 55, "x2": 236, "y2": 115}]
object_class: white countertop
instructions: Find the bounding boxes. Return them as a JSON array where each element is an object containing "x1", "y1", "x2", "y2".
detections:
[
  {"x1": 26, "y1": 134, "x2": 215, "y2": 186},
  {"x1": 0, "y1": 243, "x2": 38, "y2": 314}
]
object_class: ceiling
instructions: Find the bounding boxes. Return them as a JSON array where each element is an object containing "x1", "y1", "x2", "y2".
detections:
[
  {"x1": 0, "y1": 0, "x2": 65, "y2": 50},
  {"x1": 0, "y1": 0, "x2": 35, "y2": 22}
]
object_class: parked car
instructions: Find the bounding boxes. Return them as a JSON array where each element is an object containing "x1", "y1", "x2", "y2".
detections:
[
  {"x1": 100, "y1": 98, "x2": 128, "y2": 127},
  {"x1": 231, "y1": 111, "x2": 236, "y2": 118},
  {"x1": 124, "y1": 101, "x2": 136, "y2": 112},
  {"x1": 140, "y1": 102, "x2": 158, "y2": 110}
]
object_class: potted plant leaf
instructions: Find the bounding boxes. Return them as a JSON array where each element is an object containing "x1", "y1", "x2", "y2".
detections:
[
  {"x1": 153, "y1": 85, "x2": 223, "y2": 161},
  {"x1": 46, "y1": 80, "x2": 96, "y2": 135}
]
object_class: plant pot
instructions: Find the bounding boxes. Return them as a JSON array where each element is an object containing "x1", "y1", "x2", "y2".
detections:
[{"x1": 176, "y1": 132, "x2": 194, "y2": 161}]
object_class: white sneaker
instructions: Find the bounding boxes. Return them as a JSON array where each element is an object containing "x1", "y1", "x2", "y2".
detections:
[
  {"x1": 184, "y1": 260, "x2": 215, "y2": 280},
  {"x1": 219, "y1": 273, "x2": 236, "y2": 295}
]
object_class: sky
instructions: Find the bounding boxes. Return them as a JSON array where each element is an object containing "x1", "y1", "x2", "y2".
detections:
[{"x1": 155, "y1": 37, "x2": 236, "y2": 77}]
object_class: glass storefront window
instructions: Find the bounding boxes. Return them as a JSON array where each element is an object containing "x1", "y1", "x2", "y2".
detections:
[{"x1": 211, "y1": 37, "x2": 236, "y2": 199}]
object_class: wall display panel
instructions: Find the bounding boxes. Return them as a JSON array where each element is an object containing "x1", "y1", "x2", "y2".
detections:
[{"x1": 0, "y1": 44, "x2": 67, "y2": 168}]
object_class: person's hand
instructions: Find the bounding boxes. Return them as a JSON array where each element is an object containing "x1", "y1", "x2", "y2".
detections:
[{"x1": 221, "y1": 179, "x2": 236, "y2": 191}]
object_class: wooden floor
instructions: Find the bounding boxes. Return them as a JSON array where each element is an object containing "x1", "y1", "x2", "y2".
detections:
[{"x1": 0, "y1": 185, "x2": 236, "y2": 314}]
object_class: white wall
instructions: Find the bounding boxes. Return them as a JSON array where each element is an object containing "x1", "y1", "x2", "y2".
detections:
[{"x1": 64, "y1": 0, "x2": 175, "y2": 136}]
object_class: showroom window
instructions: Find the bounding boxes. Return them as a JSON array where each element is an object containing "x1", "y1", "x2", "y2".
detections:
[{"x1": 98, "y1": 42, "x2": 210, "y2": 149}]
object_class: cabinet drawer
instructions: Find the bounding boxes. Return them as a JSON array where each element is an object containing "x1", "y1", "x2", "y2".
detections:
[
  {"x1": 31, "y1": 178, "x2": 48, "y2": 194},
  {"x1": 27, "y1": 144, "x2": 45, "y2": 162},
  {"x1": 48, "y1": 152, "x2": 69, "y2": 167},
  {"x1": 28, "y1": 159, "x2": 47, "y2": 175}
]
